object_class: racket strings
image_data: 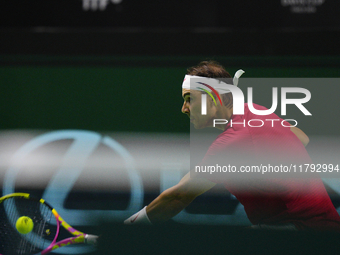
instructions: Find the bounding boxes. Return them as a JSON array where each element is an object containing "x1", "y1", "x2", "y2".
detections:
[
  {"x1": 0, "y1": 197, "x2": 55, "y2": 255},
  {"x1": 36, "y1": 203, "x2": 54, "y2": 249},
  {"x1": 0, "y1": 197, "x2": 23, "y2": 253}
]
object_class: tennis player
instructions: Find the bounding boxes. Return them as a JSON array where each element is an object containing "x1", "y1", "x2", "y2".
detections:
[{"x1": 125, "y1": 61, "x2": 340, "y2": 230}]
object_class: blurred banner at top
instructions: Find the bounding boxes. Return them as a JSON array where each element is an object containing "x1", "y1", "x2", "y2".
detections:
[{"x1": 0, "y1": 0, "x2": 338, "y2": 29}]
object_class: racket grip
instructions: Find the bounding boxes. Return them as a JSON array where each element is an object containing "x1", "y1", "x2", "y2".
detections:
[{"x1": 85, "y1": 234, "x2": 98, "y2": 245}]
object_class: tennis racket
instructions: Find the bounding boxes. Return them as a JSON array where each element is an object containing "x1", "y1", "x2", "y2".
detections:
[{"x1": 0, "y1": 193, "x2": 98, "y2": 255}]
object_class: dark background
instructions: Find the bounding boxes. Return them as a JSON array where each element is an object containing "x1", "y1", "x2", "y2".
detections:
[
  {"x1": 1, "y1": 2, "x2": 340, "y2": 253},
  {"x1": 1, "y1": 0, "x2": 340, "y2": 134}
]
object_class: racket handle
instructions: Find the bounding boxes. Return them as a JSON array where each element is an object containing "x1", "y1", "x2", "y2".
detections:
[{"x1": 85, "y1": 234, "x2": 99, "y2": 245}]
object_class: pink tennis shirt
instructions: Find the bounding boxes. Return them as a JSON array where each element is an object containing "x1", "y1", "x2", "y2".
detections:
[{"x1": 200, "y1": 103, "x2": 340, "y2": 230}]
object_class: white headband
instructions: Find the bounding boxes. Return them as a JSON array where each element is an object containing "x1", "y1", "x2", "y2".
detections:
[{"x1": 182, "y1": 69, "x2": 245, "y2": 94}]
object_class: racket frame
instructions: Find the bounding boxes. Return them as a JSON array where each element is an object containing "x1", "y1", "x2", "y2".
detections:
[{"x1": 0, "y1": 192, "x2": 97, "y2": 255}]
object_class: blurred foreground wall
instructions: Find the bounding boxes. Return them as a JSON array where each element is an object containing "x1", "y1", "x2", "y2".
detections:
[{"x1": 1, "y1": 1, "x2": 340, "y2": 254}]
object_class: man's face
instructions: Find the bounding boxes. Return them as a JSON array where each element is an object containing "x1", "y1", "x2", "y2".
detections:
[{"x1": 181, "y1": 88, "x2": 217, "y2": 129}]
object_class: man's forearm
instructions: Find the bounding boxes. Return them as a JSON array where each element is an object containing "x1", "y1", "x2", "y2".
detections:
[
  {"x1": 146, "y1": 187, "x2": 194, "y2": 224},
  {"x1": 124, "y1": 173, "x2": 216, "y2": 224}
]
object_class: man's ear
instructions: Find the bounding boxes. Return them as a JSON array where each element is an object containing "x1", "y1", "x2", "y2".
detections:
[
  {"x1": 206, "y1": 96, "x2": 212, "y2": 108},
  {"x1": 208, "y1": 95, "x2": 217, "y2": 107}
]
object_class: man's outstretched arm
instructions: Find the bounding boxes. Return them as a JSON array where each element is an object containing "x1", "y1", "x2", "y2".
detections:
[{"x1": 125, "y1": 172, "x2": 216, "y2": 224}]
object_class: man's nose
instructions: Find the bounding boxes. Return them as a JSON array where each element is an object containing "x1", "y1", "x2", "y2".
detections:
[{"x1": 182, "y1": 102, "x2": 189, "y2": 114}]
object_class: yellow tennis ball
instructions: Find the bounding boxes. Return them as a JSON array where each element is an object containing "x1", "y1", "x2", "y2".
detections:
[{"x1": 16, "y1": 216, "x2": 34, "y2": 234}]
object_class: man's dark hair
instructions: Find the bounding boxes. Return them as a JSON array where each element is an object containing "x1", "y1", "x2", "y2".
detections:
[{"x1": 187, "y1": 61, "x2": 234, "y2": 108}]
